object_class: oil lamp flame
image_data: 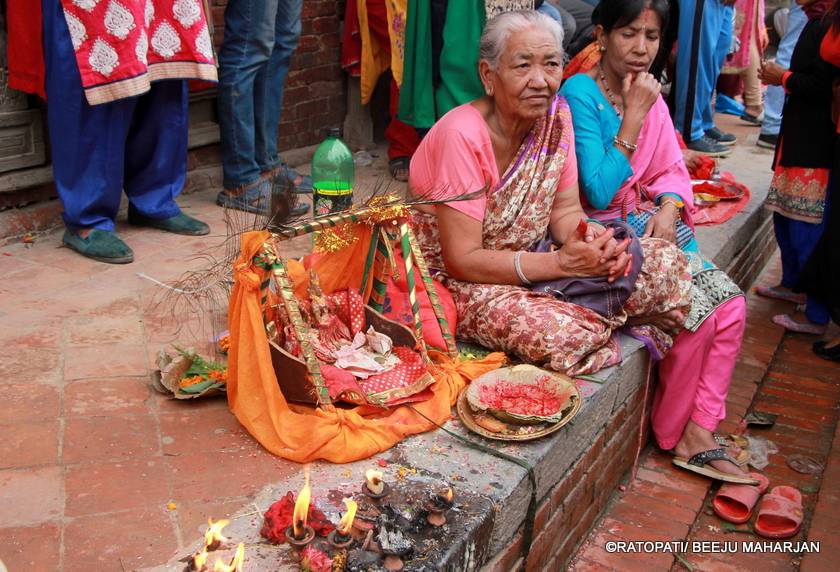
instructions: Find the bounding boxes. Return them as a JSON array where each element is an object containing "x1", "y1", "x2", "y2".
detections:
[
  {"x1": 364, "y1": 469, "x2": 384, "y2": 494},
  {"x1": 292, "y1": 468, "x2": 312, "y2": 538},
  {"x1": 204, "y1": 518, "x2": 230, "y2": 551},
  {"x1": 443, "y1": 487, "x2": 454, "y2": 503},
  {"x1": 337, "y1": 498, "x2": 358, "y2": 536},
  {"x1": 191, "y1": 549, "x2": 208, "y2": 571},
  {"x1": 211, "y1": 542, "x2": 244, "y2": 572}
]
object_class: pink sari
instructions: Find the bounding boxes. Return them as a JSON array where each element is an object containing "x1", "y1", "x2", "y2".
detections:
[
  {"x1": 410, "y1": 96, "x2": 693, "y2": 375},
  {"x1": 584, "y1": 97, "x2": 696, "y2": 230}
]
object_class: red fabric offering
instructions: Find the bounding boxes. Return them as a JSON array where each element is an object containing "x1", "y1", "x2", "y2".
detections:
[
  {"x1": 383, "y1": 250, "x2": 458, "y2": 352},
  {"x1": 689, "y1": 155, "x2": 717, "y2": 181},
  {"x1": 692, "y1": 175, "x2": 752, "y2": 226},
  {"x1": 260, "y1": 492, "x2": 334, "y2": 543}
]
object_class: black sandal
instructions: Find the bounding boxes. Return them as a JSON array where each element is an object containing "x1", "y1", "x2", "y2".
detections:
[{"x1": 672, "y1": 447, "x2": 760, "y2": 484}]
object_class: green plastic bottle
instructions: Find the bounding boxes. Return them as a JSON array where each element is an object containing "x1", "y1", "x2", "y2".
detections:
[{"x1": 311, "y1": 127, "x2": 355, "y2": 216}]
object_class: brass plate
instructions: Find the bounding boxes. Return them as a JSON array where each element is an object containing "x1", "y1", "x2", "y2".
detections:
[{"x1": 456, "y1": 382, "x2": 582, "y2": 442}]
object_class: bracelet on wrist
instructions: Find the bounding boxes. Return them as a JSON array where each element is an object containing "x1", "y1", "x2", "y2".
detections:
[
  {"x1": 513, "y1": 251, "x2": 532, "y2": 285},
  {"x1": 613, "y1": 136, "x2": 638, "y2": 152},
  {"x1": 660, "y1": 199, "x2": 683, "y2": 211}
]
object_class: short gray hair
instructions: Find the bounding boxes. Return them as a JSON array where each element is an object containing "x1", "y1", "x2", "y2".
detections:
[{"x1": 480, "y1": 9, "x2": 565, "y2": 69}]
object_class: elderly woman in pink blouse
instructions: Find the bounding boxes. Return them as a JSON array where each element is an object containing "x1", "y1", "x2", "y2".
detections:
[{"x1": 408, "y1": 9, "x2": 754, "y2": 485}]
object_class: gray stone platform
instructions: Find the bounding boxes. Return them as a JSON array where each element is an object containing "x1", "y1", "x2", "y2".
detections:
[{"x1": 144, "y1": 117, "x2": 777, "y2": 572}]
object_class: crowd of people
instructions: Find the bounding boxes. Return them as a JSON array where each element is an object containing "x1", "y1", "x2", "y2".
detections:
[{"x1": 7, "y1": 1, "x2": 838, "y2": 488}]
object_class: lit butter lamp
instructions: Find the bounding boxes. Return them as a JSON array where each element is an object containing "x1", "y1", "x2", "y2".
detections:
[
  {"x1": 327, "y1": 498, "x2": 357, "y2": 549},
  {"x1": 189, "y1": 518, "x2": 230, "y2": 571},
  {"x1": 362, "y1": 469, "x2": 390, "y2": 500},
  {"x1": 425, "y1": 487, "x2": 454, "y2": 527},
  {"x1": 286, "y1": 471, "x2": 316, "y2": 549},
  {"x1": 211, "y1": 543, "x2": 244, "y2": 572}
]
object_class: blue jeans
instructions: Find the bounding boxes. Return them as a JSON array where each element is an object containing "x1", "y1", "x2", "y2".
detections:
[
  {"x1": 217, "y1": 0, "x2": 302, "y2": 190},
  {"x1": 42, "y1": 0, "x2": 185, "y2": 231},
  {"x1": 761, "y1": 4, "x2": 807, "y2": 136}
]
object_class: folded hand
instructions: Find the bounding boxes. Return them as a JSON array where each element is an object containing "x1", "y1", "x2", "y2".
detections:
[{"x1": 557, "y1": 227, "x2": 632, "y2": 282}]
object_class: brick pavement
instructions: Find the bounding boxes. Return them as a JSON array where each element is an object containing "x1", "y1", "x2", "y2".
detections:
[
  {"x1": 0, "y1": 190, "x2": 311, "y2": 571},
  {"x1": 2, "y1": 189, "x2": 838, "y2": 570},
  {"x1": 570, "y1": 259, "x2": 840, "y2": 572}
]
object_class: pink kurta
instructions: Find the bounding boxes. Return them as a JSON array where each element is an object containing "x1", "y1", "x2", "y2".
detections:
[{"x1": 58, "y1": 0, "x2": 217, "y2": 105}]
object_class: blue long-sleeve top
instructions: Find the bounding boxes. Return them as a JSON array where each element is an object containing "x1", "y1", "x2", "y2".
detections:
[{"x1": 559, "y1": 74, "x2": 635, "y2": 210}]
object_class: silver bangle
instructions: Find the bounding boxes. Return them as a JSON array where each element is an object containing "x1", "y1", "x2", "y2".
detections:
[{"x1": 513, "y1": 251, "x2": 532, "y2": 285}]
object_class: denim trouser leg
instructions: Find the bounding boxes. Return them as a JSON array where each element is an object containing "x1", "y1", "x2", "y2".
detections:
[
  {"x1": 254, "y1": 0, "x2": 302, "y2": 173},
  {"x1": 218, "y1": 0, "x2": 281, "y2": 190},
  {"x1": 762, "y1": 4, "x2": 807, "y2": 136}
]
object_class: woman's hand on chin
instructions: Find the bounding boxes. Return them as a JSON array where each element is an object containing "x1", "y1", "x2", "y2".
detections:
[
  {"x1": 643, "y1": 204, "x2": 679, "y2": 244},
  {"x1": 555, "y1": 228, "x2": 632, "y2": 282},
  {"x1": 621, "y1": 72, "x2": 660, "y2": 118}
]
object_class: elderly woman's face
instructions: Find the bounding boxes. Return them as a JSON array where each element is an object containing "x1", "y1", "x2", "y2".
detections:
[
  {"x1": 601, "y1": 9, "x2": 662, "y2": 76},
  {"x1": 486, "y1": 27, "x2": 563, "y2": 120}
]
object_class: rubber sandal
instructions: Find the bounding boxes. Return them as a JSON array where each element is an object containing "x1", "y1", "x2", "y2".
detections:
[
  {"x1": 62, "y1": 229, "x2": 134, "y2": 264},
  {"x1": 754, "y1": 285, "x2": 805, "y2": 304},
  {"x1": 713, "y1": 434, "x2": 751, "y2": 466},
  {"x1": 672, "y1": 447, "x2": 760, "y2": 485},
  {"x1": 772, "y1": 313, "x2": 827, "y2": 335},
  {"x1": 388, "y1": 157, "x2": 411, "y2": 182},
  {"x1": 712, "y1": 472, "x2": 770, "y2": 524},
  {"x1": 217, "y1": 179, "x2": 271, "y2": 215},
  {"x1": 274, "y1": 164, "x2": 313, "y2": 194},
  {"x1": 754, "y1": 486, "x2": 803, "y2": 539}
]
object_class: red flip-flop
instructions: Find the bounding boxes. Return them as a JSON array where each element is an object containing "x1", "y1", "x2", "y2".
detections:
[
  {"x1": 712, "y1": 473, "x2": 769, "y2": 524},
  {"x1": 754, "y1": 486, "x2": 804, "y2": 539}
]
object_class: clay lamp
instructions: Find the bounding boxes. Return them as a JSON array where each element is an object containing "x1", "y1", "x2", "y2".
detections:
[
  {"x1": 377, "y1": 525, "x2": 413, "y2": 571},
  {"x1": 327, "y1": 498, "x2": 357, "y2": 549},
  {"x1": 362, "y1": 469, "x2": 390, "y2": 501},
  {"x1": 425, "y1": 487, "x2": 454, "y2": 527},
  {"x1": 285, "y1": 475, "x2": 316, "y2": 550}
]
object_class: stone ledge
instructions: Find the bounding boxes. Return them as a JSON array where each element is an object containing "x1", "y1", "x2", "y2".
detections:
[{"x1": 144, "y1": 122, "x2": 775, "y2": 572}]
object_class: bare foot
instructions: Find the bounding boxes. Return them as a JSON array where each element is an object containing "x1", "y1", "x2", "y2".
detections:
[
  {"x1": 626, "y1": 308, "x2": 686, "y2": 333},
  {"x1": 673, "y1": 421, "x2": 748, "y2": 477},
  {"x1": 824, "y1": 336, "x2": 840, "y2": 350}
]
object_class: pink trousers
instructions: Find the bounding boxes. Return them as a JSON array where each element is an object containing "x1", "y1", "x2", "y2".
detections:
[{"x1": 651, "y1": 296, "x2": 747, "y2": 450}]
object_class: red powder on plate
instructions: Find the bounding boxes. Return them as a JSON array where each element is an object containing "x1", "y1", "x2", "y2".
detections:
[{"x1": 476, "y1": 375, "x2": 570, "y2": 417}]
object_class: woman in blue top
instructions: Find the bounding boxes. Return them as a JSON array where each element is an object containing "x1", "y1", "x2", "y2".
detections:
[
  {"x1": 560, "y1": 0, "x2": 699, "y2": 252},
  {"x1": 562, "y1": 0, "x2": 753, "y2": 486}
]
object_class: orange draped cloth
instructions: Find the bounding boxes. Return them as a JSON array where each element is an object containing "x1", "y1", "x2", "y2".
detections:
[{"x1": 227, "y1": 230, "x2": 504, "y2": 463}]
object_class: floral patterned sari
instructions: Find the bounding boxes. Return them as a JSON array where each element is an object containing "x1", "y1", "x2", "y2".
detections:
[{"x1": 411, "y1": 96, "x2": 693, "y2": 375}]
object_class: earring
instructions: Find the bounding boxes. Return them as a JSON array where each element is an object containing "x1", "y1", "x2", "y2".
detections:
[{"x1": 599, "y1": 45, "x2": 606, "y2": 52}]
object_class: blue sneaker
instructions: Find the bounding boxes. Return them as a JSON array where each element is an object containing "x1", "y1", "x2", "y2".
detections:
[{"x1": 705, "y1": 127, "x2": 737, "y2": 146}]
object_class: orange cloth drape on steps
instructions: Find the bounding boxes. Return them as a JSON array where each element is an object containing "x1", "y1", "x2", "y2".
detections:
[{"x1": 227, "y1": 231, "x2": 505, "y2": 463}]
